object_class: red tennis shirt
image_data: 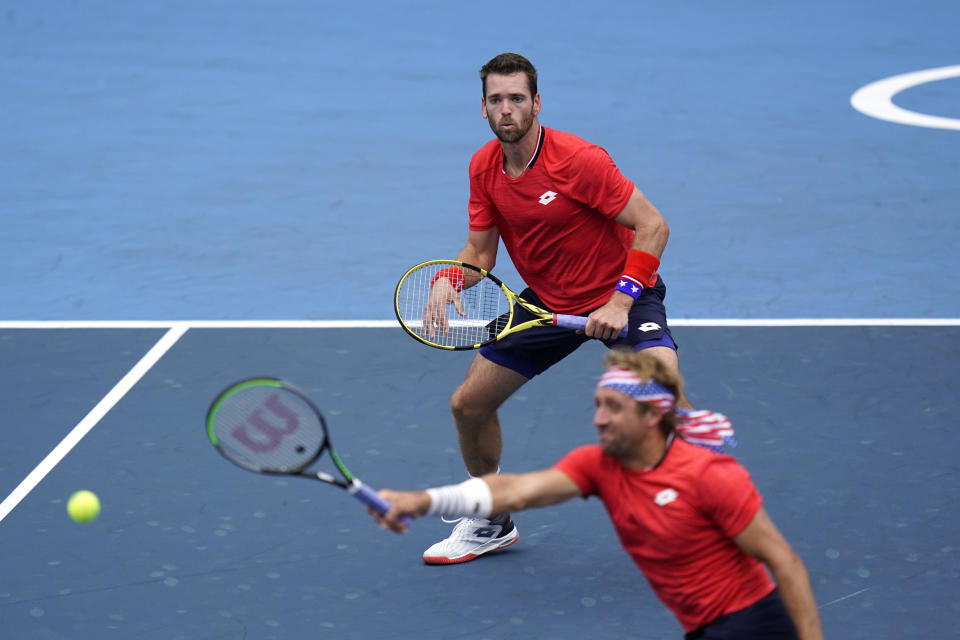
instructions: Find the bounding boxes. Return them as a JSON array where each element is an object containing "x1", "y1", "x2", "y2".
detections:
[
  {"x1": 468, "y1": 127, "x2": 635, "y2": 314},
  {"x1": 554, "y1": 439, "x2": 775, "y2": 632}
]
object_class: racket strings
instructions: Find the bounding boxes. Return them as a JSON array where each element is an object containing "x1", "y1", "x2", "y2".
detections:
[
  {"x1": 209, "y1": 387, "x2": 325, "y2": 472},
  {"x1": 396, "y1": 264, "x2": 511, "y2": 348}
]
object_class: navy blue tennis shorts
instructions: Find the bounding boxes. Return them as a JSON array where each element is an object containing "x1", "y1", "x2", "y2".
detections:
[
  {"x1": 478, "y1": 276, "x2": 677, "y2": 379},
  {"x1": 684, "y1": 589, "x2": 799, "y2": 640}
]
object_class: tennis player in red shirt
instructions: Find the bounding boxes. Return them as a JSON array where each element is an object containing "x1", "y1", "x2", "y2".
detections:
[
  {"x1": 422, "y1": 52, "x2": 692, "y2": 564},
  {"x1": 372, "y1": 351, "x2": 824, "y2": 640}
]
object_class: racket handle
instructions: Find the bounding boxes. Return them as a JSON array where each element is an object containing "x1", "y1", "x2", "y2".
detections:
[
  {"x1": 554, "y1": 314, "x2": 629, "y2": 338},
  {"x1": 349, "y1": 479, "x2": 412, "y2": 525}
]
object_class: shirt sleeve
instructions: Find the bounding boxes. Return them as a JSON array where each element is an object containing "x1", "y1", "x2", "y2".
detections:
[
  {"x1": 467, "y1": 153, "x2": 497, "y2": 231},
  {"x1": 553, "y1": 445, "x2": 603, "y2": 497},
  {"x1": 697, "y1": 456, "x2": 764, "y2": 538},
  {"x1": 560, "y1": 145, "x2": 635, "y2": 218}
]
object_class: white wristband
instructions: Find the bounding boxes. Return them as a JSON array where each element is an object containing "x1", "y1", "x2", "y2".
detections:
[{"x1": 425, "y1": 477, "x2": 493, "y2": 519}]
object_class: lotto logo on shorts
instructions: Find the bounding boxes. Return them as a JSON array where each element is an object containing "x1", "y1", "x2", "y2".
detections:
[
  {"x1": 538, "y1": 190, "x2": 558, "y2": 205},
  {"x1": 654, "y1": 488, "x2": 678, "y2": 506}
]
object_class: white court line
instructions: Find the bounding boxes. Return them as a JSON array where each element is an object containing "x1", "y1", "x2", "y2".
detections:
[
  {"x1": 0, "y1": 318, "x2": 957, "y2": 329},
  {"x1": 0, "y1": 324, "x2": 189, "y2": 524},
  {"x1": 669, "y1": 318, "x2": 960, "y2": 327},
  {"x1": 0, "y1": 320, "x2": 401, "y2": 329},
  {"x1": 819, "y1": 587, "x2": 872, "y2": 608},
  {"x1": 0, "y1": 318, "x2": 956, "y2": 522}
]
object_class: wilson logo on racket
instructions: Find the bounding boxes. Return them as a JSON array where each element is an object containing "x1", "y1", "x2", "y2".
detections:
[
  {"x1": 231, "y1": 393, "x2": 300, "y2": 453},
  {"x1": 206, "y1": 378, "x2": 410, "y2": 525}
]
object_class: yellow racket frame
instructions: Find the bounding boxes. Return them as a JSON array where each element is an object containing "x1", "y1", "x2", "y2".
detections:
[{"x1": 394, "y1": 260, "x2": 559, "y2": 350}]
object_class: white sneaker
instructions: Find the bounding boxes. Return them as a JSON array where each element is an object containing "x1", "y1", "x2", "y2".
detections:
[{"x1": 422, "y1": 514, "x2": 519, "y2": 565}]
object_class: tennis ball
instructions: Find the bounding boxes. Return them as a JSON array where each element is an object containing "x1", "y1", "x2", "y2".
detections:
[{"x1": 67, "y1": 490, "x2": 100, "y2": 523}]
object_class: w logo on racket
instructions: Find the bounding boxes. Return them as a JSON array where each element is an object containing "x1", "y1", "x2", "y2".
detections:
[
  {"x1": 232, "y1": 393, "x2": 300, "y2": 453},
  {"x1": 206, "y1": 377, "x2": 408, "y2": 524}
]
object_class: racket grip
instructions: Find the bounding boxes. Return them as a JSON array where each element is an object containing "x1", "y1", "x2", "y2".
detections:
[
  {"x1": 349, "y1": 479, "x2": 412, "y2": 525},
  {"x1": 554, "y1": 314, "x2": 629, "y2": 338}
]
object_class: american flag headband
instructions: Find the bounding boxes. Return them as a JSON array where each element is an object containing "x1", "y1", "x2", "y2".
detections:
[{"x1": 596, "y1": 367, "x2": 676, "y2": 413}]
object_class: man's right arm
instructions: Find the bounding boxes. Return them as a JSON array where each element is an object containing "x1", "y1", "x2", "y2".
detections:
[
  {"x1": 374, "y1": 469, "x2": 581, "y2": 533},
  {"x1": 456, "y1": 227, "x2": 500, "y2": 273},
  {"x1": 485, "y1": 469, "x2": 583, "y2": 513},
  {"x1": 421, "y1": 227, "x2": 502, "y2": 338}
]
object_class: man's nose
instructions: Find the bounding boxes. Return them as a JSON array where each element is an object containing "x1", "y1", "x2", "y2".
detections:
[{"x1": 593, "y1": 408, "x2": 605, "y2": 429}]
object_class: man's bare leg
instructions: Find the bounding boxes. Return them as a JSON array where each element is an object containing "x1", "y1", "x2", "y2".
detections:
[{"x1": 450, "y1": 353, "x2": 530, "y2": 476}]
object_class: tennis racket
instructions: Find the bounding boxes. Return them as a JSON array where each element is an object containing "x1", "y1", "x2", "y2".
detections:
[
  {"x1": 205, "y1": 377, "x2": 406, "y2": 522},
  {"x1": 394, "y1": 259, "x2": 628, "y2": 350}
]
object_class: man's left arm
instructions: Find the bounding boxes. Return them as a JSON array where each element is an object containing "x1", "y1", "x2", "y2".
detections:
[
  {"x1": 586, "y1": 188, "x2": 669, "y2": 339},
  {"x1": 615, "y1": 187, "x2": 669, "y2": 258},
  {"x1": 734, "y1": 507, "x2": 825, "y2": 640}
]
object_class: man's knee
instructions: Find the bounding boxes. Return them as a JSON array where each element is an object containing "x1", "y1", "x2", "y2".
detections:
[
  {"x1": 637, "y1": 345, "x2": 681, "y2": 372},
  {"x1": 450, "y1": 384, "x2": 490, "y2": 425}
]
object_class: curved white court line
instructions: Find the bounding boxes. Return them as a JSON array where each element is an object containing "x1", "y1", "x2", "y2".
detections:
[{"x1": 851, "y1": 65, "x2": 960, "y2": 130}]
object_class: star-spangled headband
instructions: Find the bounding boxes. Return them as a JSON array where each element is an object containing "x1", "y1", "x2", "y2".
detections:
[
  {"x1": 675, "y1": 409, "x2": 737, "y2": 453},
  {"x1": 597, "y1": 367, "x2": 736, "y2": 453},
  {"x1": 596, "y1": 367, "x2": 676, "y2": 412}
]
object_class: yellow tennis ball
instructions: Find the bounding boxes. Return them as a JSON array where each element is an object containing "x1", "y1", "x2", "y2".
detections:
[{"x1": 67, "y1": 490, "x2": 100, "y2": 523}]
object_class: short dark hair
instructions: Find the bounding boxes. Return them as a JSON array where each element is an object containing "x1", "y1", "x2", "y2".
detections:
[{"x1": 480, "y1": 53, "x2": 538, "y2": 97}]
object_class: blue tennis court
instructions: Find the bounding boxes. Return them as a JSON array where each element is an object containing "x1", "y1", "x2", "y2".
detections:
[{"x1": 2, "y1": 2, "x2": 958, "y2": 638}]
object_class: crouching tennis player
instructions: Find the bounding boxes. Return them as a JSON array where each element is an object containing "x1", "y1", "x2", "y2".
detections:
[{"x1": 371, "y1": 350, "x2": 823, "y2": 639}]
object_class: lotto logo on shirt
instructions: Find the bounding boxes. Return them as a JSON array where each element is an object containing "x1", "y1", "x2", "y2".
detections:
[
  {"x1": 654, "y1": 488, "x2": 678, "y2": 506},
  {"x1": 538, "y1": 190, "x2": 558, "y2": 205}
]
